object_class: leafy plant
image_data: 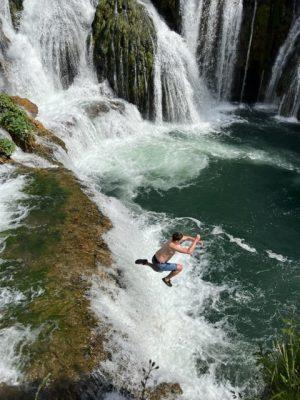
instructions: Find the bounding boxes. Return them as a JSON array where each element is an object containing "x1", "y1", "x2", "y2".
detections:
[
  {"x1": 0, "y1": 137, "x2": 16, "y2": 157},
  {"x1": 140, "y1": 359, "x2": 159, "y2": 400},
  {"x1": 0, "y1": 93, "x2": 35, "y2": 149},
  {"x1": 259, "y1": 320, "x2": 300, "y2": 400},
  {"x1": 0, "y1": 111, "x2": 33, "y2": 141}
]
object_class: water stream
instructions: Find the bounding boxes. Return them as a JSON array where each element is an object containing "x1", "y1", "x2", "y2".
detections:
[{"x1": 0, "y1": 1, "x2": 299, "y2": 399}]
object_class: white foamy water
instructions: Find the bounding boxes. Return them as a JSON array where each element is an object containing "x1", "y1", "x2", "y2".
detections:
[
  {"x1": 140, "y1": 0, "x2": 211, "y2": 123},
  {"x1": 266, "y1": 250, "x2": 287, "y2": 263},
  {"x1": 91, "y1": 195, "x2": 239, "y2": 400},
  {"x1": 0, "y1": 165, "x2": 29, "y2": 233},
  {"x1": 188, "y1": 0, "x2": 243, "y2": 100},
  {"x1": 0, "y1": 0, "x2": 296, "y2": 398},
  {"x1": 0, "y1": 166, "x2": 34, "y2": 385},
  {"x1": 212, "y1": 226, "x2": 257, "y2": 253},
  {"x1": 0, "y1": 325, "x2": 35, "y2": 385}
]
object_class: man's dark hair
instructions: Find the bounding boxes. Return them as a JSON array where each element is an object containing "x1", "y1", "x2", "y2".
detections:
[{"x1": 172, "y1": 232, "x2": 183, "y2": 242}]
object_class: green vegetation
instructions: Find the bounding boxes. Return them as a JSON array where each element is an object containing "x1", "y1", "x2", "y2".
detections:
[
  {"x1": 0, "y1": 93, "x2": 35, "y2": 150},
  {"x1": 259, "y1": 320, "x2": 300, "y2": 400},
  {"x1": 92, "y1": 0, "x2": 156, "y2": 119},
  {"x1": 1, "y1": 167, "x2": 111, "y2": 386},
  {"x1": 0, "y1": 137, "x2": 16, "y2": 157}
]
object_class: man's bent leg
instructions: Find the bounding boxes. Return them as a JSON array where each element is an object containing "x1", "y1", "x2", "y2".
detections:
[{"x1": 165, "y1": 264, "x2": 183, "y2": 281}]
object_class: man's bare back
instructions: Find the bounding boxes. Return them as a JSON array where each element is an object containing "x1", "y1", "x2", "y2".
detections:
[{"x1": 135, "y1": 232, "x2": 203, "y2": 287}]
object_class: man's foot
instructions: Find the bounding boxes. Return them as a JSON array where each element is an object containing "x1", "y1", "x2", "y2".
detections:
[
  {"x1": 162, "y1": 277, "x2": 172, "y2": 287},
  {"x1": 135, "y1": 259, "x2": 148, "y2": 265}
]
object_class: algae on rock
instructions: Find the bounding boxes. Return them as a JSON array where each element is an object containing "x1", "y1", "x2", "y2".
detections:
[
  {"x1": 8, "y1": 0, "x2": 23, "y2": 29},
  {"x1": 92, "y1": 0, "x2": 156, "y2": 119}
]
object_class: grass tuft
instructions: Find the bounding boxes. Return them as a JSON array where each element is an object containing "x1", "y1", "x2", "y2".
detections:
[{"x1": 259, "y1": 320, "x2": 300, "y2": 400}]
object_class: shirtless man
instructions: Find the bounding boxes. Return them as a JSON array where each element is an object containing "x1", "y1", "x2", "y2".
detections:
[{"x1": 135, "y1": 232, "x2": 203, "y2": 287}]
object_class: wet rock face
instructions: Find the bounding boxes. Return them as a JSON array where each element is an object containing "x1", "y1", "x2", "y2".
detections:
[
  {"x1": 92, "y1": 0, "x2": 156, "y2": 120},
  {"x1": 151, "y1": 0, "x2": 181, "y2": 32},
  {"x1": 0, "y1": 19, "x2": 10, "y2": 83},
  {"x1": 8, "y1": 0, "x2": 23, "y2": 29},
  {"x1": 232, "y1": 0, "x2": 294, "y2": 103}
]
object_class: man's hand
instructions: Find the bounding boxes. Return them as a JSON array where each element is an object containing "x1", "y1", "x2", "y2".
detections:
[{"x1": 196, "y1": 234, "x2": 204, "y2": 248}]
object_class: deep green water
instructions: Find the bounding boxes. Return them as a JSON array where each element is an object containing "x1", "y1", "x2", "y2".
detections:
[{"x1": 135, "y1": 110, "x2": 300, "y2": 344}]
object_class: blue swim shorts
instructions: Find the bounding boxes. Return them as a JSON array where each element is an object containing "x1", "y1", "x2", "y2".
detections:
[{"x1": 152, "y1": 255, "x2": 177, "y2": 273}]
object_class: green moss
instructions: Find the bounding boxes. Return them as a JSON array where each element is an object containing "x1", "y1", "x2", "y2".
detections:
[
  {"x1": 0, "y1": 137, "x2": 15, "y2": 157},
  {"x1": 0, "y1": 168, "x2": 111, "y2": 384},
  {"x1": 0, "y1": 93, "x2": 35, "y2": 150},
  {"x1": 92, "y1": 0, "x2": 156, "y2": 119}
]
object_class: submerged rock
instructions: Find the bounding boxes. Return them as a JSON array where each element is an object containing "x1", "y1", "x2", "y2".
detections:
[{"x1": 92, "y1": 0, "x2": 156, "y2": 119}]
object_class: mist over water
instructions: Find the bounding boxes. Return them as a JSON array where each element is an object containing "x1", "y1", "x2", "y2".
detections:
[{"x1": 0, "y1": 0, "x2": 299, "y2": 399}]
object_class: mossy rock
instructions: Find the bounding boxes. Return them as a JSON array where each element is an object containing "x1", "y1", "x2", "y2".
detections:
[
  {"x1": 0, "y1": 93, "x2": 35, "y2": 151},
  {"x1": 92, "y1": 0, "x2": 156, "y2": 119},
  {"x1": 9, "y1": 0, "x2": 23, "y2": 29},
  {"x1": 0, "y1": 137, "x2": 15, "y2": 158},
  {"x1": 0, "y1": 167, "x2": 111, "y2": 389}
]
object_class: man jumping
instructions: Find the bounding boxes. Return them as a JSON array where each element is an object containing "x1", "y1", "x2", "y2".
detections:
[{"x1": 135, "y1": 232, "x2": 203, "y2": 287}]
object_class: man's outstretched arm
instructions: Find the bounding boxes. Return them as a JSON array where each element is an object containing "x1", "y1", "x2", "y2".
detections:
[
  {"x1": 181, "y1": 234, "x2": 204, "y2": 248},
  {"x1": 170, "y1": 235, "x2": 200, "y2": 254}
]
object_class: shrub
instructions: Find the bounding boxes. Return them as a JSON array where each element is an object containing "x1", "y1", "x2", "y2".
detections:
[
  {"x1": 0, "y1": 93, "x2": 35, "y2": 150},
  {"x1": 260, "y1": 320, "x2": 300, "y2": 400},
  {"x1": 0, "y1": 138, "x2": 16, "y2": 157}
]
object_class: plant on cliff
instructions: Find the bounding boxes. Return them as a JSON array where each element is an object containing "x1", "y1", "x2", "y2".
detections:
[
  {"x1": 0, "y1": 138, "x2": 15, "y2": 158},
  {"x1": 259, "y1": 320, "x2": 300, "y2": 399},
  {"x1": 140, "y1": 359, "x2": 159, "y2": 400},
  {"x1": 0, "y1": 93, "x2": 35, "y2": 150}
]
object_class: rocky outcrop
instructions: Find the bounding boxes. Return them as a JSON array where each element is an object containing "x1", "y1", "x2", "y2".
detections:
[
  {"x1": 8, "y1": 0, "x2": 23, "y2": 29},
  {"x1": 0, "y1": 93, "x2": 66, "y2": 159},
  {"x1": 151, "y1": 0, "x2": 181, "y2": 32},
  {"x1": 232, "y1": 0, "x2": 295, "y2": 103},
  {"x1": 92, "y1": 0, "x2": 156, "y2": 119}
]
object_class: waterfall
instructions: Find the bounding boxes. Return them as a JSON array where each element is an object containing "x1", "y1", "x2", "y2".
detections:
[
  {"x1": 0, "y1": 0, "x2": 12, "y2": 28},
  {"x1": 20, "y1": 0, "x2": 95, "y2": 90},
  {"x1": 265, "y1": 16, "x2": 300, "y2": 103},
  {"x1": 240, "y1": 0, "x2": 257, "y2": 103},
  {"x1": 278, "y1": 64, "x2": 300, "y2": 119},
  {"x1": 181, "y1": 0, "x2": 204, "y2": 57},
  {"x1": 0, "y1": 0, "x2": 245, "y2": 398},
  {"x1": 140, "y1": 0, "x2": 210, "y2": 123},
  {"x1": 189, "y1": 0, "x2": 243, "y2": 101}
]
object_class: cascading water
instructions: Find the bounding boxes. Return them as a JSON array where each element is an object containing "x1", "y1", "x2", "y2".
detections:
[
  {"x1": 188, "y1": 0, "x2": 243, "y2": 101},
  {"x1": 265, "y1": 16, "x2": 300, "y2": 119},
  {"x1": 20, "y1": 0, "x2": 95, "y2": 89},
  {"x1": 1, "y1": 0, "x2": 299, "y2": 399},
  {"x1": 240, "y1": 0, "x2": 257, "y2": 103},
  {"x1": 140, "y1": 0, "x2": 210, "y2": 123}
]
